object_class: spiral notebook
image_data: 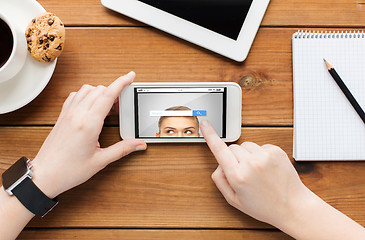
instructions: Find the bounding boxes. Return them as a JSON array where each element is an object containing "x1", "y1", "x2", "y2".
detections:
[{"x1": 292, "y1": 30, "x2": 365, "y2": 161}]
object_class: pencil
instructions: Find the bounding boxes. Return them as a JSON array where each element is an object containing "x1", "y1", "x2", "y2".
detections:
[{"x1": 323, "y1": 59, "x2": 365, "y2": 124}]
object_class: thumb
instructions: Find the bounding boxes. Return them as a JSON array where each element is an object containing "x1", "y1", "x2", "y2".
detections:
[{"x1": 99, "y1": 139, "x2": 147, "y2": 165}]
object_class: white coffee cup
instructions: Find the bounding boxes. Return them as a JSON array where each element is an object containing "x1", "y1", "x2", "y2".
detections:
[{"x1": 0, "y1": 12, "x2": 27, "y2": 83}]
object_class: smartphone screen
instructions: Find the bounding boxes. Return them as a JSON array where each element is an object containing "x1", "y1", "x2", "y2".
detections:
[{"x1": 134, "y1": 87, "x2": 227, "y2": 138}]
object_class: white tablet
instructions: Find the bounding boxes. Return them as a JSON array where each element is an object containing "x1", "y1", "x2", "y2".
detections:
[{"x1": 101, "y1": 0, "x2": 270, "y2": 62}]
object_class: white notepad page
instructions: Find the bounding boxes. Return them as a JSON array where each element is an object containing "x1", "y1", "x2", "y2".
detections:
[{"x1": 292, "y1": 31, "x2": 365, "y2": 161}]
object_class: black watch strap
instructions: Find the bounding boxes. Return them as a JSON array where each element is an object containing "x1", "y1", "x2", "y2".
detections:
[{"x1": 12, "y1": 177, "x2": 58, "y2": 217}]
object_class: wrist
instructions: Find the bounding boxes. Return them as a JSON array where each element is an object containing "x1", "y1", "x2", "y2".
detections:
[
  {"x1": 274, "y1": 185, "x2": 365, "y2": 240},
  {"x1": 30, "y1": 158, "x2": 59, "y2": 199},
  {"x1": 276, "y1": 185, "x2": 337, "y2": 240},
  {"x1": 1, "y1": 157, "x2": 59, "y2": 217},
  {"x1": 0, "y1": 186, "x2": 35, "y2": 218},
  {"x1": 273, "y1": 184, "x2": 319, "y2": 237}
]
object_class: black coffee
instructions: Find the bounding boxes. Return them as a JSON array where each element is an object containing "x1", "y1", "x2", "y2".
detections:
[{"x1": 0, "y1": 18, "x2": 14, "y2": 68}]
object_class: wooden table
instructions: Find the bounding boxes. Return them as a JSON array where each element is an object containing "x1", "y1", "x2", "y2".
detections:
[{"x1": 1, "y1": 0, "x2": 365, "y2": 239}]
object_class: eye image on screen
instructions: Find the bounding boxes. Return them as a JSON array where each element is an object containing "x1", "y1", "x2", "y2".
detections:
[
  {"x1": 156, "y1": 106, "x2": 201, "y2": 138},
  {"x1": 134, "y1": 87, "x2": 226, "y2": 138}
]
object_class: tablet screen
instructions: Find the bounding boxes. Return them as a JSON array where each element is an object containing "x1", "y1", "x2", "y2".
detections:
[
  {"x1": 137, "y1": 0, "x2": 253, "y2": 40},
  {"x1": 134, "y1": 87, "x2": 226, "y2": 138}
]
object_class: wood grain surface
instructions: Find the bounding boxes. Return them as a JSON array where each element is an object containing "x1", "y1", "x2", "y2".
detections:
[
  {"x1": 0, "y1": 27, "x2": 294, "y2": 126},
  {"x1": 1, "y1": 127, "x2": 364, "y2": 229},
  {"x1": 18, "y1": 229, "x2": 294, "y2": 240},
  {"x1": 1, "y1": 0, "x2": 365, "y2": 239},
  {"x1": 37, "y1": 0, "x2": 365, "y2": 27}
]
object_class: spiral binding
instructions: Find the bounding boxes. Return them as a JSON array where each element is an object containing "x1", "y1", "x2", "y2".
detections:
[{"x1": 293, "y1": 30, "x2": 365, "y2": 39}]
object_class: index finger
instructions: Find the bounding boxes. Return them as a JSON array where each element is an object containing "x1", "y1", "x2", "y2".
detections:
[
  {"x1": 90, "y1": 71, "x2": 135, "y2": 117},
  {"x1": 107, "y1": 71, "x2": 136, "y2": 100},
  {"x1": 201, "y1": 120, "x2": 238, "y2": 172}
]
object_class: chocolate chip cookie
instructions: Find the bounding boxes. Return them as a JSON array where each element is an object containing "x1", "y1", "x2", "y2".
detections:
[{"x1": 25, "y1": 12, "x2": 65, "y2": 62}]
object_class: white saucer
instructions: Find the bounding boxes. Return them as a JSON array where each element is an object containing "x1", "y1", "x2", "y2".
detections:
[{"x1": 0, "y1": 0, "x2": 56, "y2": 114}]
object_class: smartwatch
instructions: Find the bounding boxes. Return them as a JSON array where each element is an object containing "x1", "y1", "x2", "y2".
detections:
[{"x1": 1, "y1": 157, "x2": 58, "y2": 217}]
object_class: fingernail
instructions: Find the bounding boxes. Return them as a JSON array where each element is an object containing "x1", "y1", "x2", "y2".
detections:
[
  {"x1": 136, "y1": 144, "x2": 146, "y2": 151},
  {"x1": 127, "y1": 71, "x2": 135, "y2": 76}
]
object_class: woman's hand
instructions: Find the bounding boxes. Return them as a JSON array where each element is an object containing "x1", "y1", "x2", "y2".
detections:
[
  {"x1": 31, "y1": 72, "x2": 147, "y2": 199},
  {"x1": 200, "y1": 120, "x2": 308, "y2": 226},
  {"x1": 200, "y1": 120, "x2": 365, "y2": 240}
]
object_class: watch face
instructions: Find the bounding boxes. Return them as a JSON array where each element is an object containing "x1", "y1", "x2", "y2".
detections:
[{"x1": 1, "y1": 157, "x2": 29, "y2": 190}]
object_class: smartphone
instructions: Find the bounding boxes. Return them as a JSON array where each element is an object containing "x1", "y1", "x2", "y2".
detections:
[{"x1": 119, "y1": 82, "x2": 242, "y2": 143}]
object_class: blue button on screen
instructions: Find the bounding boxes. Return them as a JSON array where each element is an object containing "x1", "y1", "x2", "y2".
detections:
[{"x1": 193, "y1": 110, "x2": 207, "y2": 116}]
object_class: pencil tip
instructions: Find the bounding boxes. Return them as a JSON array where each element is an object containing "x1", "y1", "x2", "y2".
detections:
[{"x1": 323, "y1": 59, "x2": 332, "y2": 69}]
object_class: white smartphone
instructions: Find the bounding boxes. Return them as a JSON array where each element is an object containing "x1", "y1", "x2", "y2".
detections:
[{"x1": 119, "y1": 82, "x2": 242, "y2": 143}]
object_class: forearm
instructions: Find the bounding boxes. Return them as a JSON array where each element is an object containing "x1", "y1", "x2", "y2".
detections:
[
  {"x1": 277, "y1": 188, "x2": 365, "y2": 240},
  {"x1": 0, "y1": 186, "x2": 34, "y2": 240}
]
